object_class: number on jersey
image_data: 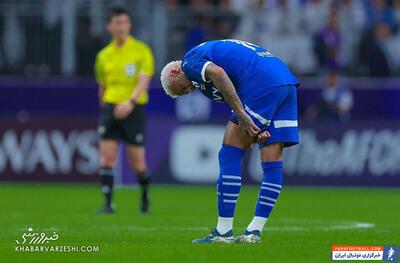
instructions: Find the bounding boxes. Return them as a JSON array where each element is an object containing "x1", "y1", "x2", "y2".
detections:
[{"x1": 222, "y1": 39, "x2": 261, "y2": 51}]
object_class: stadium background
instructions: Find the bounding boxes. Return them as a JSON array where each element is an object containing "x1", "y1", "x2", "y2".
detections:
[
  {"x1": 1, "y1": 0, "x2": 399, "y2": 186},
  {"x1": 0, "y1": 1, "x2": 399, "y2": 262}
]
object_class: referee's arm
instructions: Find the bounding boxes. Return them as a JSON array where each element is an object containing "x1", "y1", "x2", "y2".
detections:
[
  {"x1": 129, "y1": 45, "x2": 155, "y2": 104},
  {"x1": 94, "y1": 54, "x2": 105, "y2": 106},
  {"x1": 129, "y1": 74, "x2": 151, "y2": 103},
  {"x1": 98, "y1": 85, "x2": 105, "y2": 106}
]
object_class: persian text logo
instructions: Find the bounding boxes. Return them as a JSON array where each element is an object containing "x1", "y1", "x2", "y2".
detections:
[
  {"x1": 14, "y1": 227, "x2": 100, "y2": 253},
  {"x1": 15, "y1": 227, "x2": 58, "y2": 245}
]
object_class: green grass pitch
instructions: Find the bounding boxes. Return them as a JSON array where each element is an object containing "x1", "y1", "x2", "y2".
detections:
[{"x1": 0, "y1": 183, "x2": 399, "y2": 263}]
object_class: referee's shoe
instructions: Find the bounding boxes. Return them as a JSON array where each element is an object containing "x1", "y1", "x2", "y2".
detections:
[{"x1": 97, "y1": 204, "x2": 115, "y2": 214}]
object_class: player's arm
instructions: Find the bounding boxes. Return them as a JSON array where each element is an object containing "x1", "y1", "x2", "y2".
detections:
[{"x1": 205, "y1": 63, "x2": 261, "y2": 138}]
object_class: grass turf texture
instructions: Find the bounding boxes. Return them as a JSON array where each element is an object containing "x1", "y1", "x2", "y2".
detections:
[{"x1": 0, "y1": 183, "x2": 399, "y2": 263}]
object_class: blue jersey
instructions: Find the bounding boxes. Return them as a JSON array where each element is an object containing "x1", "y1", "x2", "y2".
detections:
[{"x1": 182, "y1": 39, "x2": 299, "y2": 103}]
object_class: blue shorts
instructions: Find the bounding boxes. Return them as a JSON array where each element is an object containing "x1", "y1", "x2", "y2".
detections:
[{"x1": 230, "y1": 84, "x2": 299, "y2": 149}]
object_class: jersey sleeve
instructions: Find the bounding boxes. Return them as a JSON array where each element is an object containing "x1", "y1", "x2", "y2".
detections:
[
  {"x1": 94, "y1": 53, "x2": 105, "y2": 85},
  {"x1": 139, "y1": 45, "x2": 155, "y2": 77},
  {"x1": 182, "y1": 49, "x2": 212, "y2": 83}
]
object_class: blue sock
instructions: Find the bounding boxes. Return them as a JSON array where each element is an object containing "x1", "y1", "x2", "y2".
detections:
[
  {"x1": 247, "y1": 161, "x2": 283, "y2": 232},
  {"x1": 216, "y1": 144, "x2": 245, "y2": 234}
]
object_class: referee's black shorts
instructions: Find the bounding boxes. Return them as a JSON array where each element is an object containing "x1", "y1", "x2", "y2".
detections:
[{"x1": 97, "y1": 103, "x2": 146, "y2": 146}]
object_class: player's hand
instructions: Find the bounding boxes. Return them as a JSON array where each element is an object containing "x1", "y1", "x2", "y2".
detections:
[
  {"x1": 113, "y1": 101, "x2": 134, "y2": 119},
  {"x1": 255, "y1": 130, "x2": 271, "y2": 144},
  {"x1": 237, "y1": 113, "x2": 260, "y2": 137}
]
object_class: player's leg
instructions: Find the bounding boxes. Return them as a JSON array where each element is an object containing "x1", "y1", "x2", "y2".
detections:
[
  {"x1": 126, "y1": 145, "x2": 150, "y2": 213},
  {"x1": 238, "y1": 143, "x2": 284, "y2": 243},
  {"x1": 97, "y1": 104, "x2": 120, "y2": 214},
  {"x1": 238, "y1": 85, "x2": 299, "y2": 243},
  {"x1": 120, "y1": 105, "x2": 151, "y2": 213},
  {"x1": 217, "y1": 121, "x2": 253, "y2": 233},
  {"x1": 193, "y1": 121, "x2": 253, "y2": 243},
  {"x1": 99, "y1": 139, "x2": 119, "y2": 213},
  {"x1": 222, "y1": 120, "x2": 255, "y2": 149}
]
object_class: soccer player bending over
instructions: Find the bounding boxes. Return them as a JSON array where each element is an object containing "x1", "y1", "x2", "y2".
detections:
[{"x1": 160, "y1": 40, "x2": 299, "y2": 243}]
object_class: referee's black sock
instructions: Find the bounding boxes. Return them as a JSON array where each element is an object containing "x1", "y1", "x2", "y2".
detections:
[
  {"x1": 137, "y1": 171, "x2": 150, "y2": 212},
  {"x1": 137, "y1": 171, "x2": 150, "y2": 193},
  {"x1": 99, "y1": 167, "x2": 114, "y2": 207}
]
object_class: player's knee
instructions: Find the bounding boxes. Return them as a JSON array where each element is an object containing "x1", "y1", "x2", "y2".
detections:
[
  {"x1": 100, "y1": 154, "x2": 117, "y2": 167},
  {"x1": 133, "y1": 163, "x2": 147, "y2": 172},
  {"x1": 223, "y1": 123, "x2": 253, "y2": 150},
  {"x1": 131, "y1": 157, "x2": 146, "y2": 171},
  {"x1": 260, "y1": 143, "x2": 284, "y2": 162}
]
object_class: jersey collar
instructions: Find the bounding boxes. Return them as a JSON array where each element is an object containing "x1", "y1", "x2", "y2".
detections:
[{"x1": 111, "y1": 35, "x2": 134, "y2": 50}]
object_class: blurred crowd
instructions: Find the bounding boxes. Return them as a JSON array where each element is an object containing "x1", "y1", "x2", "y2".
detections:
[
  {"x1": 172, "y1": 0, "x2": 400, "y2": 77},
  {"x1": 168, "y1": 0, "x2": 400, "y2": 122},
  {"x1": 1, "y1": 0, "x2": 400, "y2": 79}
]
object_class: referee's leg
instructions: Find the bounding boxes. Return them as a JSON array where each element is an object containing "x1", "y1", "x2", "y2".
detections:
[
  {"x1": 126, "y1": 145, "x2": 150, "y2": 213},
  {"x1": 98, "y1": 139, "x2": 118, "y2": 213}
]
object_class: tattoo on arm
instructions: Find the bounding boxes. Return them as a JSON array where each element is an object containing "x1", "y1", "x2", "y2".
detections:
[{"x1": 205, "y1": 63, "x2": 245, "y2": 116}]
